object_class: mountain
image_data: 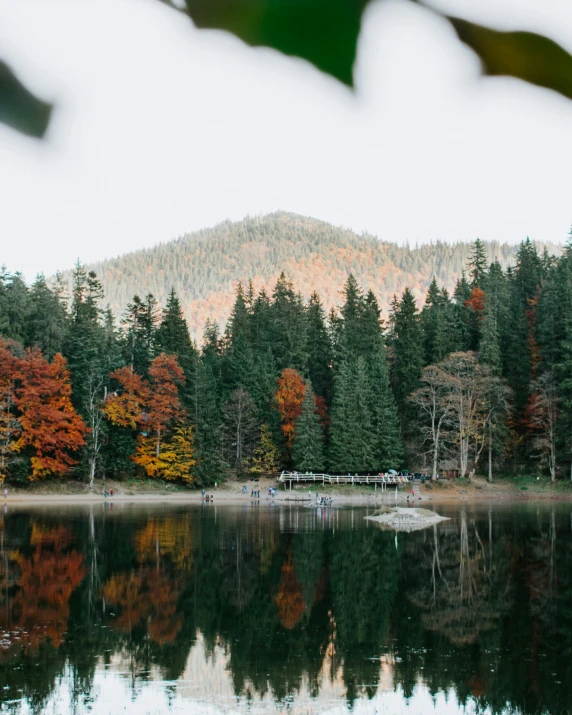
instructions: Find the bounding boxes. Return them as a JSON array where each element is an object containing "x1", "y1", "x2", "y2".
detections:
[{"x1": 68, "y1": 212, "x2": 557, "y2": 340}]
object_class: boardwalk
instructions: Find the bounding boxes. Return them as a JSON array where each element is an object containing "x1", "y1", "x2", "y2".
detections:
[{"x1": 278, "y1": 471, "x2": 410, "y2": 489}]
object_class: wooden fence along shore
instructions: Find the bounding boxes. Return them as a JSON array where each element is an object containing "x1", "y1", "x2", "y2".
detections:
[{"x1": 278, "y1": 472, "x2": 410, "y2": 490}]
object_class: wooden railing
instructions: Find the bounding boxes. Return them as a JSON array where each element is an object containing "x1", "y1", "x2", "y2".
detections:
[{"x1": 278, "y1": 472, "x2": 410, "y2": 485}]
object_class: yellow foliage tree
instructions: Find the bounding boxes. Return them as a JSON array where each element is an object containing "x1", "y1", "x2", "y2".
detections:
[{"x1": 133, "y1": 423, "x2": 196, "y2": 483}]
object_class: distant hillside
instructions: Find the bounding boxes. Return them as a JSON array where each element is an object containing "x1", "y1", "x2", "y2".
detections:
[{"x1": 69, "y1": 212, "x2": 557, "y2": 340}]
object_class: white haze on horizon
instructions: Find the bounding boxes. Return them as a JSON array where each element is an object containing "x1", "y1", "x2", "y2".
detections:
[{"x1": 1, "y1": 0, "x2": 572, "y2": 281}]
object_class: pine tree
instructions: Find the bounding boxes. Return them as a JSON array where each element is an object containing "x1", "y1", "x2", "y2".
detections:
[
  {"x1": 156, "y1": 288, "x2": 197, "y2": 406},
  {"x1": 305, "y1": 292, "x2": 333, "y2": 406},
  {"x1": 269, "y1": 273, "x2": 307, "y2": 372},
  {"x1": 368, "y1": 348, "x2": 403, "y2": 469},
  {"x1": 468, "y1": 238, "x2": 488, "y2": 288},
  {"x1": 26, "y1": 274, "x2": 68, "y2": 359},
  {"x1": 191, "y1": 359, "x2": 226, "y2": 485},
  {"x1": 329, "y1": 357, "x2": 375, "y2": 473},
  {"x1": 292, "y1": 384, "x2": 324, "y2": 472},
  {"x1": 122, "y1": 293, "x2": 159, "y2": 375},
  {"x1": 390, "y1": 288, "x2": 424, "y2": 410}
]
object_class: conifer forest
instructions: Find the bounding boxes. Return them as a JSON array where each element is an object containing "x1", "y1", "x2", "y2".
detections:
[{"x1": 1, "y1": 231, "x2": 572, "y2": 487}]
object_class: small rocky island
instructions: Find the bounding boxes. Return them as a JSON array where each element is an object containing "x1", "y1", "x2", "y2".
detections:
[{"x1": 366, "y1": 507, "x2": 449, "y2": 532}]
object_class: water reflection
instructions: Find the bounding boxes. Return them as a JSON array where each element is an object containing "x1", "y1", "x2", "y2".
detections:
[{"x1": 0, "y1": 503, "x2": 570, "y2": 714}]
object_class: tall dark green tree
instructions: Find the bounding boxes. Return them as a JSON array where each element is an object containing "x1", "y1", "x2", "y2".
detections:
[
  {"x1": 156, "y1": 288, "x2": 197, "y2": 405},
  {"x1": 305, "y1": 292, "x2": 333, "y2": 406},
  {"x1": 292, "y1": 383, "x2": 324, "y2": 472},
  {"x1": 26, "y1": 274, "x2": 68, "y2": 359},
  {"x1": 329, "y1": 357, "x2": 375, "y2": 473},
  {"x1": 390, "y1": 288, "x2": 424, "y2": 411},
  {"x1": 122, "y1": 293, "x2": 159, "y2": 375}
]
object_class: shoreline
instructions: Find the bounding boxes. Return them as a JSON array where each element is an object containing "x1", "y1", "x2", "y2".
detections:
[{"x1": 2, "y1": 475, "x2": 572, "y2": 507}]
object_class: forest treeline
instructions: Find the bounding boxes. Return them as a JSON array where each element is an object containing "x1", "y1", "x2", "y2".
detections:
[
  {"x1": 1, "y1": 233, "x2": 572, "y2": 485},
  {"x1": 65, "y1": 212, "x2": 553, "y2": 340}
]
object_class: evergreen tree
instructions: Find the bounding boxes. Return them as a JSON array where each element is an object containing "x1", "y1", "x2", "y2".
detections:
[
  {"x1": 191, "y1": 358, "x2": 226, "y2": 486},
  {"x1": 156, "y1": 288, "x2": 197, "y2": 405},
  {"x1": 390, "y1": 288, "x2": 424, "y2": 410},
  {"x1": 329, "y1": 357, "x2": 375, "y2": 472},
  {"x1": 305, "y1": 292, "x2": 333, "y2": 406},
  {"x1": 26, "y1": 274, "x2": 68, "y2": 359},
  {"x1": 421, "y1": 278, "x2": 453, "y2": 365},
  {"x1": 122, "y1": 293, "x2": 159, "y2": 375},
  {"x1": 368, "y1": 348, "x2": 403, "y2": 469},
  {"x1": 452, "y1": 274, "x2": 472, "y2": 352},
  {"x1": 468, "y1": 238, "x2": 488, "y2": 288},
  {"x1": 269, "y1": 273, "x2": 307, "y2": 372},
  {"x1": 292, "y1": 384, "x2": 324, "y2": 472},
  {"x1": 2, "y1": 272, "x2": 29, "y2": 344}
]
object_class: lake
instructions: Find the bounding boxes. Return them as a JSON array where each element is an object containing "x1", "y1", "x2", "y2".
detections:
[{"x1": 0, "y1": 501, "x2": 570, "y2": 715}]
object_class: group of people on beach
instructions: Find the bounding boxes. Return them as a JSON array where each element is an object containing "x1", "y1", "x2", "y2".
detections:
[
  {"x1": 201, "y1": 490, "x2": 214, "y2": 502},
  {"x1": 315, "y1": 494, "x2": 333, "y2": 506},
  {"x1": 102, "y1": 488, "x2": 114, "y2": 498}
]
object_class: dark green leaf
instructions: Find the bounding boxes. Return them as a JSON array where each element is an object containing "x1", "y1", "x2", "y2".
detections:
[
  {"x1": 448, "y1": 17, "x2": 572, "y2": 100},
  {"x1": 0, "y1": 61, "x2": 52, "y2": 138},
  {"x1": 176, "y1": 0, "x2": 370, "y2": 87}
]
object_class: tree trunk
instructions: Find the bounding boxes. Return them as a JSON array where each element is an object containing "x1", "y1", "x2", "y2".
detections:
[
  {"x1": 88, "y1": 457, "x2": 96, "y2": 492},
  {"x1": 488, "y1": 421, "x2": 493, "y2": 483}
]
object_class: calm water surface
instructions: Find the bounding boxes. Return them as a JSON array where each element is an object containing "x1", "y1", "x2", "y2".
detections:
[{"x1": 0, "y1": 501, "x2": 571, "y2": 715}]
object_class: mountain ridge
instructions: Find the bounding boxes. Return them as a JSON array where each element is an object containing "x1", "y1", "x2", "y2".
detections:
[{"x1": 63, "y1": 212, "x2": 559, "y2": 339}]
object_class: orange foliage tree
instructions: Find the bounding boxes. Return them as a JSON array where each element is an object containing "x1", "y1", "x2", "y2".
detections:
[
  {"x1": 0, "y1": 340, "x2": 21, "y2": 480},
  {"x1": 15, "y1": 351, "x2": 87, "y2": 480},
  {"x1": 104, "y1": 354, "x2": 191, "y2": 480},
  {"x1": 465, "y1": 287, "x2": 486, "y2": 315},
  {"x1": 0, "y1": 524, "x2": 85, "y2": 651},
  {"x1": 275, "y1": 549, "x2": 305, "y2": 630},
  {"x1": 103, "y1": 366, "x2": 149, "y2": 429},
  {"x1": 102, "y1": 516, "x2": 192, "y2": 644},
  {"x1": 275, "y1": 368, "x2": 306, "y2": 452}
]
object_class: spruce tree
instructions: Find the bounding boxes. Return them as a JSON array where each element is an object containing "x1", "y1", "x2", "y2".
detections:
[
  {"x1": 305, "y1": 292, "x2": 333, "y2": 406},
  {"x1": 329, "y1": 357, "x2": 375, "y2": 473},
  {"x1": 468, "y1": 238, "x2": 488, "y2": 288},
  {"x1": 390, "y1": 288, "x2": 424, "y2": 410},
  {"x1": 122, "y1": 293, "x2": 159, "y2": 375},
  {"x1": 156, "y1": 288, "x2": 197, "y2": 406},
  {"x1": 269, "y1": 273, "x2": 307, "y2": 372},
  {"x1": 369, "y1": 348, "x2": 403, "y2": 469},
  {"x1": 26, "y1": 274, "x2": 68, "y2": 359},
  {"x1": 292, "y1": 384, "x2": 324, "y2": 472}
]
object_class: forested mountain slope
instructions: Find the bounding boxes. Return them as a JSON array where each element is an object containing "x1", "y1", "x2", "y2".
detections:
[{"x1": 70, "y1": 212, "x2": 554, "y2": 338}]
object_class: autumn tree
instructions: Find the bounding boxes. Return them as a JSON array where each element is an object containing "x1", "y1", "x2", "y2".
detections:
[
  {"x1": 15, "y1": 351, "x2": 87, "y2": 480},
  {"x1": 251, "y1": 423, "x2": 280, "y2": 475},
  {"x1": 0, "y1": 340, "x2": 21, "y2": 480},
  {"x1": 275, "y1": 368, "x2": 306, "y2": 458}
]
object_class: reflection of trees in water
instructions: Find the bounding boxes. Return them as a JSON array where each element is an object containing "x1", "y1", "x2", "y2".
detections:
[
  {"x1": 406, "y1": 510, "x2": 512, "y2": 646},
  {"x1": 1, "y1": 507, "x2": 572, "y2": 714}
]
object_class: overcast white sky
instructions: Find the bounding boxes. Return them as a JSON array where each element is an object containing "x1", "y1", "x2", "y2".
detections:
[{"x1": 1, "y1": 0, "x2": 572, "y2": 281}]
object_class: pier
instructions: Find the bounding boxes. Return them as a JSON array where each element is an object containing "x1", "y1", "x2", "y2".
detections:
[{"x1": 278, "y1": 471, "x2": 410, "y2": 489}]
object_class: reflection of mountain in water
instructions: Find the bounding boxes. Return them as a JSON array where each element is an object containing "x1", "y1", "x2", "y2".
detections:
[{"x1": 0, "y1": 504, "x2": 571, "y2": 714}]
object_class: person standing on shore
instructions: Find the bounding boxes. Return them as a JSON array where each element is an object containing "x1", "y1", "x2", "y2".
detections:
[{"x1": 3, "y1": 487, "x2": 7, "y2": 499}]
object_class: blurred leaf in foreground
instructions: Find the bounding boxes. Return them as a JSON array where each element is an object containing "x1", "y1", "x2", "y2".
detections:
[
  {"x1": 448, "y1": 17, "x2": 572, "y2": 100},
  {"x1": 0, "y1": 61, "x2": 52, "y2": 138},
  {"x1": 172, "y1": 0, "x2": 370, "y2": 87}
]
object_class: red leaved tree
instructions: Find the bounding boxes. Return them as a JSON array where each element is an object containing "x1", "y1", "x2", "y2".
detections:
[
  {"x1": 15, "y1": 351, "x2": 87, "y2": 480},
  {"x1": 104, "y1": 354, "x2": 187, "y2": 478},
  {"x1": 275, "y1": 368, "x2": 306, "y2": 453},
  {"x1": 0, "y1": 340, "x2": 21, "y2": 480}
]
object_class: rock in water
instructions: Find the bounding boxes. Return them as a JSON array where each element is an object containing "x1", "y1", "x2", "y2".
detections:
[{"x1": 365, "y1": 507, "x2": 449, "y2": 532}]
